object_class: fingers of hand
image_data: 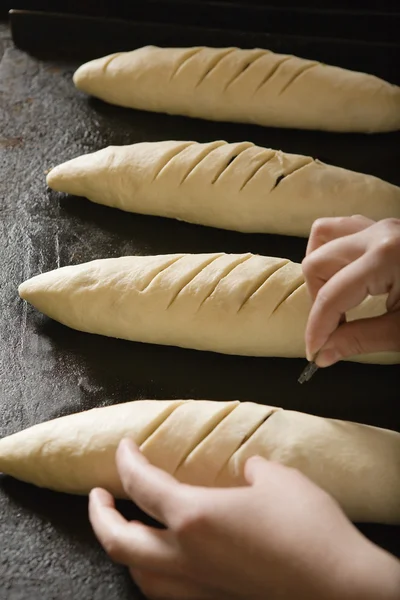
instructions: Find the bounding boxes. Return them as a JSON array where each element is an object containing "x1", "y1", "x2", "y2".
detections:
[
  {"x1": 89, "y1": 488, "x2": 178, "y2": 570},
  {"x1": 243, "y1": 455, "x2": 292, "y2": 486},
  {"x1": 243, "y1": 455, "x2": 268, "y2": 485},
  {"x1": 116, "y1": 438, "x2": 181, "y2": 526},
  {"x1": 317, "y1": 312, "x2": 400, "y2": 366},
  {"x1": 305, "y1": 255, "x2": 373, "y2": 359},
  {"x1": 306, "y1": 215, "x2": 374, "y2": 257},
  {"x1": 304, "y1": 217, "x2": 400, "y2": 360},
  {"x1": 89, "y1": 487, "x2": 128, "y2": 553},
  {"x1": 130, "y1": 568, "x2": 219, "y2": 600},
  {"x1": 244, "y1": 455, "x2": 322, "y2": 493},
  {"x1": 302, "y1": 233, "x2": 365, "y2": 301},
  {"x1": 89, "y1": 487, "x2": 127, "y2": 561}
]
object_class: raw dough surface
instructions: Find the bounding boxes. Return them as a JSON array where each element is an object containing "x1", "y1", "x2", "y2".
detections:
[
  {"x1": 18, "y1": 252, "x2": 400, "y2": 364},
  {"x1": 0, "y1": 399, "x2": 399, "y2": 524},
  {"x1": 46, "y1": 140, "x2": 400, "y2": 237},
  {"x1": 73, "y1": 46, "x2": 400, "y2": 133}
]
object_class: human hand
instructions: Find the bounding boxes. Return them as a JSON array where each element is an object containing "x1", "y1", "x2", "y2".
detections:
[
  {"x1": 302, "y1": 216, "x2": 400, "y2": 366},
  {"x1": 88, "y1": 439, "x2": 400, "y2": 600}
]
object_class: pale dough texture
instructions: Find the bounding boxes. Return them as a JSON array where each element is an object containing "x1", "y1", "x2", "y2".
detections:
[
  {"x1": 46, "y1": 140, "x2": 400, "y2": 238},
  {"x1": 18, "y1": 252, "x2": 400, "y2": 364},
  {"x1": 0, "y1": 399, "x2": 399, "y2": 524},
  {"x1": 72, "y1": 46, "x2": 400, "y2": 133}
]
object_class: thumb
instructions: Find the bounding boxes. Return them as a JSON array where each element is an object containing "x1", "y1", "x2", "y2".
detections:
[
  {"x1": 244, "y1": 455, "x2": 285, "y2": 485},
  {"x1": 316, "y1": 311, "x2": 400, "y2": 367}
]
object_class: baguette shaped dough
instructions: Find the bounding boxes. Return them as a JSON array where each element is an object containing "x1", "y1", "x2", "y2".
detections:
[
  {"x1": 18, "y1": 252, "x2": 400, "y2": 364},
  {"x1": 46, "y1": 141, "x2": 400, "y2": 237},
  {"x1": 72, "y1": 46, "x2": 400, "y2": 133},
  {"x1": 0, "y1": 399, "x2": 399, "y2": 524}
]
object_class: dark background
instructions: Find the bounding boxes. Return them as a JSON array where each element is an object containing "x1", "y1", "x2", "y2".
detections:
[{"x1": 0, "y1": 4, "x2": 399, "y2": 599}]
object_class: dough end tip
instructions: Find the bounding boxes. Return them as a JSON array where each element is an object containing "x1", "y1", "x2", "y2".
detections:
[
  {"x1": 18, "y1": 280, "x2": 29, "y2": 301},
  {"x1": 18, "y1": 278, "x2": 40, "y2": 303}
]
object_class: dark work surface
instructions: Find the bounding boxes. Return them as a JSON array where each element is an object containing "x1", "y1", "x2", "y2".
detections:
[{"x1": 0, "y1": 20, "x2": 400, "y2": 600}]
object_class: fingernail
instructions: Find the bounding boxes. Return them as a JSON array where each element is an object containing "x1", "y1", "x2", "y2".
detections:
[
  {"x1": 305, "y1": 344, "x2": 318, "y2": 362},
  {"x1": 90, "y1": 487, "x2": 109, "y2": 503},
  {"x1": 89, "y1": 488, "x2": 98, "y2": 500},
  {"x1": 315, "y1": 348, "x2": 341, "y2": 367},
  {"x1": 306, "y1": 349, "x2": 314, "y2": 362}
]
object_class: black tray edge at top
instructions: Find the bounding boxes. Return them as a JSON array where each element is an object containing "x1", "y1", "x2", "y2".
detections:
[
  {"x1": 9, "y1": 9, "x2": 400, "y2": 84},
  {"x1": 5, "y1": 2, "x2": 400, "y2": 44}
]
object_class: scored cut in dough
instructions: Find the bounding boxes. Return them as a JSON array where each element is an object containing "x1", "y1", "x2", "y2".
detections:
[
  {"x1": 18, "y1": 252, "x2": 400, "y2": 364},
  {"x1": 46, "y1": 140, "x2": 400, "y2": 238},
  {"x1": 72, "y1": 46, "x2": 400, "y2": 133},
  {"x1": 0, "y1": 399, "x2": 399, "y2": 524}
]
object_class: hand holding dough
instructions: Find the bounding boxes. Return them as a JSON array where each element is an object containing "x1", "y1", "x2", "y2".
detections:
[
  {"x1": 46, "y1": 140, "x2": 400, "y2": 238},
  {"x1": 73, "y1": 46, "x2": 400, "y2": 133},
  {"x1": 0, "y1": 399, "x2": 399, "y2": 524},
  {"x1": 18, "y1": 252, "x2": 400, "y2": 364}
]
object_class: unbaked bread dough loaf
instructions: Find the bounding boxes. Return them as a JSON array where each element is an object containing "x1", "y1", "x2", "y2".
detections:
[
  {"x1": 72, "y1": 46, "x2": 400, "y2": 133},
  {"x1": 18, "y1": 252, "x2": 400, "y2": 364},
  {"x1": 46, "y1": 140, "x2": 400, "y2": 238},
  {"x1": 0, "y1": 399, "x2": 399, "y2": 524}
]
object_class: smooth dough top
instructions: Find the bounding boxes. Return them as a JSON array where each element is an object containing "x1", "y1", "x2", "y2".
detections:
[
  {"x1": 73, "y1": 46, "x2": 400, "y2": 132},
  {"x1": 45, "y1": 140, "x2": 400, "y2": 237},
  {"x1": 18, "y1": 252, "x2": 400, "y2": 364},
  {"x1": 0, "y1": 399, "x2": 399, "y2": 524}
]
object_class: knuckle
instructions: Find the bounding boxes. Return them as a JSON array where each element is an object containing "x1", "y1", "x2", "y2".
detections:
[
  {"x1": 375, "y1": 235, "x2": 400, "y2": 260},
  {"x1": 310, "y1": 217, "x2": 332, "y2": 237},
  {"x1": 122, "y1": 477, "x2": 137, "y2": 499},
  {"x1": 350, "y1": 213, "x2": 370, "y2": 224},
  {"x1": 381, "y1": 217, "x2": 400, "y2": 229},
  {"x1": 119, "y1": 463, "x2": 137, "y2": 495},
  {"x1": 335, "y1": 215, "x2": 353, "y2": 227},
  {"x1": 301, "y1": 254, "x2": 318, "y2": 277},
  {"x1": 374, "y1": 218, "x2": 400, "y2": 253},
  {"x1": 314, "y1": 288, "x2": 332, "y2": 312},
  {"x1": 173, "y1": 505, "x2": 209, "y2": 538},
  {"x1": 312, "y1": 215, "x2": 352, "y2": 236},
  {"x1": 301, "y1": 255, "x2": 311, "y2": 272},
  {"x1": 102, "y1": 531, "x2": 125, "y2": 563}
]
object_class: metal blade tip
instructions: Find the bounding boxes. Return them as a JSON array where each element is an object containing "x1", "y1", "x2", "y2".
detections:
[{"x1": 298, "y1": 361, "x2": 319, "y2": 384}]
